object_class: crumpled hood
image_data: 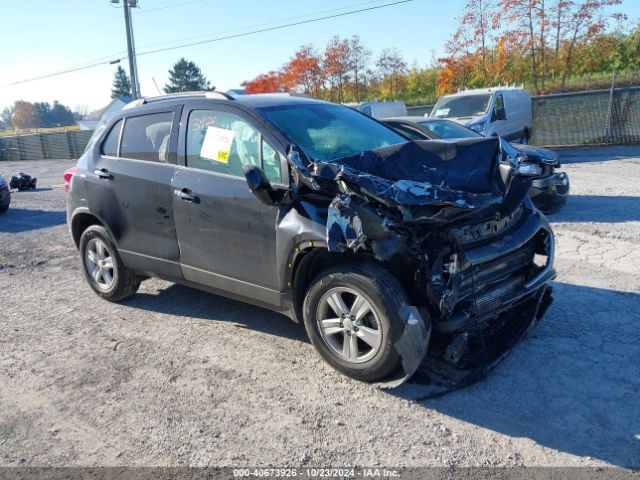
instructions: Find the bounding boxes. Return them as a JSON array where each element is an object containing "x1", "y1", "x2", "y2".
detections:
[
  {"x1": 285, "y1": 136, "x2": 533, "y2": 260},
  {"x1": 289, "y1": 137, "x2": 509, "y2": 214}
]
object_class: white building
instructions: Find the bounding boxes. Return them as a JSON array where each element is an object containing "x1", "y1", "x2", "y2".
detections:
[{"x1": 77, "y1": 96, "x2": 132, "y2": 130}]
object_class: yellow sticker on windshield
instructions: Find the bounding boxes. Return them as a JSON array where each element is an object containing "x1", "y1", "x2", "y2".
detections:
[{"x1": 217, "y1": 150, "x2": 229, "y2": 162}]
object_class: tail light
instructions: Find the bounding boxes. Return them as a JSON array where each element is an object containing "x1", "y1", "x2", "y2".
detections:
[{"x1": 64, "y1": 166, "x2": 79, "y2": 193}]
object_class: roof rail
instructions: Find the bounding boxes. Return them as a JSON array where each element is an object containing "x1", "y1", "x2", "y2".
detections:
[{"x1": 123, "y1": 91, "x2": 234, "y2": 110}]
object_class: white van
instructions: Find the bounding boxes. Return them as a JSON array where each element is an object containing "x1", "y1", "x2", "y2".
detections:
[
  {"x1": 345, "y1": 101, "x2": 407, "y2": 119},
  {"x1": 430, "y1": 87, "x2": 532, "y2": 143}
]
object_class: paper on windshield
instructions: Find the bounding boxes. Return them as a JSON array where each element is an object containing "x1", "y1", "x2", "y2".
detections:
[{"x1": 201, "y1": 126, "x2": 235, "y2": 163}]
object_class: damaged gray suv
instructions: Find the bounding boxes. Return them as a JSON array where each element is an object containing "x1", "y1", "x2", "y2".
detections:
[{"x1": 66, "y1": 92, "x2": 555, "y2": 390}]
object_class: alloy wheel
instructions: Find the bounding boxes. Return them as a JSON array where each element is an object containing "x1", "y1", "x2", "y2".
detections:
[
  {"x1": 85, "y1": 238, "x2": 115, "y2": 291},
  {"x1": 316, "y1": 287, "x2": 383, "y2": 364}
]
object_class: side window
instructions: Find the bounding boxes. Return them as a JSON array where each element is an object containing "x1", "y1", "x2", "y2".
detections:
[
  {"x1": 186, "y1": 109, "x2": 260, "y2": 177},
  {"x1": 101, "y1": 119, "x2": 123, "y2": 157},
  {"x1": 261, "y1": 139, "x2": 282, "y2": 183},
  {"x1": 393, "y1": 124, "x2": 430, "y2": 141},
  {"x1": 494, "y1": 94, "x2": 504, "y2": 114},
  {"x1": 120, "y1": 112, "x2": 173, "y2": 163}
]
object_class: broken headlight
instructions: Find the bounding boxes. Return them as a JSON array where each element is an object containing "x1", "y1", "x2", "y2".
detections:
[{"x1": 516, "y1": 162, "x2": 543, "y2": 176}]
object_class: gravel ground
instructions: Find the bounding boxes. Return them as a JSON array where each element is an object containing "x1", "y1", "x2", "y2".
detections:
[{"x1": 0, "y1": 146, "x2": 639, "y2": 468}]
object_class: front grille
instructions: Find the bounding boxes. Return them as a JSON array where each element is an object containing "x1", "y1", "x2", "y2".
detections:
[
  {"x1": 474, "y1": 274, "x2": 525, "y2": 316},
  {"x1": 456, "y1": 244, "x2": 534, "y2": 296},
  {"x1": 447, "y1": 237, "x2": 537, "y2": 321}
]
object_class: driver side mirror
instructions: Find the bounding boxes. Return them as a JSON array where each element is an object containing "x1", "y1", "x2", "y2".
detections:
[
  {"x1": 495, "y1": 107, "x2": 507, "y2": 121},
  {"x1": 243, "y1": 165, "x2": 279, "y2": 206}
]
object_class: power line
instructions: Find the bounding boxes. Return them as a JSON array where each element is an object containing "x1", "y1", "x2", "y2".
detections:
[
  {"x1": 136, "y1": 0, "x2": 414, "y2": 57},
  {"x1": 21, "y1": 0, "x2": 213, "y2": 70},
  {"x1": 6, "y1": 0, "x2": 413, "y2": 87},
  {"x1": 136, "y1": 0, "x2": 397, "y2": 51},
  {"x1": 76, "y1": 0, "x2": 391, "y2": 66},
  {"x1": 133, "y1": 0, "x2": 206, "y2": 14}
]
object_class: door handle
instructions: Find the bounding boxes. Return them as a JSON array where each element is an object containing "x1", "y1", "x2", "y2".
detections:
[
  {"x1": 94, "y1": 168, "x2": 113, "y2": 180},
  {"x1": 174, "y1": 188, "x2": 199, "y2": 203}
]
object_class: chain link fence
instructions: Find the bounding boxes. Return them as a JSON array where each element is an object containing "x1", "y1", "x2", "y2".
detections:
[
  {"x1": 0, "y1": 130, "x2": 93, "y2": 162},
  {"x1": 531, "y1": 86, "x2": 640, "y2": 146}
]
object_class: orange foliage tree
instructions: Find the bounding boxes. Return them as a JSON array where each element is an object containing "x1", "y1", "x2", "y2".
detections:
[
  {"x1": 281, "y1": 45, "x2": 324, "y2": 96},
  {"x1": 242, "y1": 71, "x2": 283, "y2": 94}
]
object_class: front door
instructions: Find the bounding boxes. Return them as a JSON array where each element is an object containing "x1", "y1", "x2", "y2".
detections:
[
  {"x1": 491, "y1": 93, "x2": 508, "y2": 137},
  {"x1": 171, "y1": 105, "x2": 286, "y2": 306}
]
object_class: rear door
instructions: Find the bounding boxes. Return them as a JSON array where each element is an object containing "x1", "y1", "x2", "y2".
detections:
[
  {"x1": 171, "y1": 104, "x2": 286, "y2": 305},
  {"x1": 87, "y1": 107, "x2": 182, "y2": 278}
]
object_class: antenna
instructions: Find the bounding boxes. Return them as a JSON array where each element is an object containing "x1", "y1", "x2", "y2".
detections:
[{"x1": 152, "y1": 77, "x2": 162, "y2": 95}]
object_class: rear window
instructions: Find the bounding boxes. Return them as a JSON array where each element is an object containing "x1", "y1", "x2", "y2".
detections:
[
  {"x1": 418, "y1": 120, "x2": 482, "y2": 139},
  {"x1": 120, "y1": 112, "x2": 173, "y2": 163},
  {"x1": 101, "y1": 119, "x2": 123, "y2": 156}
]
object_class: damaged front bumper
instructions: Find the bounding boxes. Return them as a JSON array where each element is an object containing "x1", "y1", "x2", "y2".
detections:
[
  {"x1": 529, "y1": 171, "x2": 570, "y2": 213},
  {"x1": 379, "y1": 209, "x2": 556, "y2": 394}
]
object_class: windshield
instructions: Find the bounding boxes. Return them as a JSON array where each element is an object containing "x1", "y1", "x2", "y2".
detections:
[
  {"x1": 431, "y1": 94, "x2": 492, "y2": 118},
  {"x1": 418, "y1": 120, "x2": 482, "y2": 139},
  {"x1": 258, "y1": 103, "x2": 406, "y2": 161}
]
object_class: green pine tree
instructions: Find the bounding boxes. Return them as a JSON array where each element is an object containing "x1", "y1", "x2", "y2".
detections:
[
  {"x1": 111, "y1": 66, "x2": 132, "y2": 99},
  {"x1": 164, "y1": 58, "x2": 214, "y2": 93}
]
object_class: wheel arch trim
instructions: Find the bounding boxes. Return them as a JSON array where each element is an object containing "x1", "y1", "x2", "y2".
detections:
[{"x1": 69, "y1": 207, "x2": 117, "y2": 248}]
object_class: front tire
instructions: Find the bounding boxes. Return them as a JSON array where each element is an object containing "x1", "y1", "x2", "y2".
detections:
[
  {"x1": 79, "y1": 225, "x2": 140, "y2": 302},
  {"x1": 302, "y1": 262, "x2": 409, "y2": 382}
]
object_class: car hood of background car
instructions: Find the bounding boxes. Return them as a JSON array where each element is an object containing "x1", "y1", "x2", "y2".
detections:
[{"x1": 507, "y1": 142, "x2": 560, "y2": 165}]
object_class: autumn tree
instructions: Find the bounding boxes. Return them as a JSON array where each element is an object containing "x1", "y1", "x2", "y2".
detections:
[
  {"x1": 111, "y1": 66, "x2": 132, "y2": 99},
  {"x1": 348, "y1": 35, "x2": 372, "y2": 102},
  {"x1": 324, "y1": 36, "x2": 351, "y2": 102},
  {"x1": 164, "y1": 58, "x2": 214, "y2": 93},
  {"x1": 11, "y1": 101, "x2": 38, "y2": 129},
  {"x1": 376, "y1": 48, "x2": 407, "y2": 98},
  {"x1": 459, "y1": 0, "x2": 497, "y2": 83},
  {"x1": 406, "y1": 61, "x2": 438, "y2": 102},
  {"x1": 497, "y1": 0, "x2": 549, "y2": 93},
  {"x1": 281, "y1": 45, "x2": 323, "y2": 95},
  {"x1": 558, "y1": 0, "x2": 624, "y2": 88},
  {"x1": 242, "y1": 71, "x2": 284, "y2": 94}
]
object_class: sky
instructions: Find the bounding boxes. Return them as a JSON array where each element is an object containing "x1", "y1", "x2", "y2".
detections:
[{"x1": 1, "y1": 0, "x2": 638, "y2": 113}]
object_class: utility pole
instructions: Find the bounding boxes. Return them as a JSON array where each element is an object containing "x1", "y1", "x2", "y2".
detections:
[{"x1": 116, "y1": 0, "x2": 141, "y2": 99}]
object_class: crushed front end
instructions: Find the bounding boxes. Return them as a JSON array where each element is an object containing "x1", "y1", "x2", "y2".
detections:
[
  {"x1": 286, "y1": 137, "x2": 556, "y2": 392},
  {"x1": 413, "y1": 198, "x2": 555, "y2": 395}
]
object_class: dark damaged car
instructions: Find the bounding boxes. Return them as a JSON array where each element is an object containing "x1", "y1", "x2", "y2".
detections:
[{"x1": 66, "y1": 93, "x2": 555, "y2": 391}]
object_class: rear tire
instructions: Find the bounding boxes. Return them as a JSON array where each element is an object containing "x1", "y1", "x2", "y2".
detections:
[
  {"x1": 302, "y1": 262, "x2": 409, "y2": 382},
  {"x1": 79, "y1": 225, "x2": 140, "y2": 302}
]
